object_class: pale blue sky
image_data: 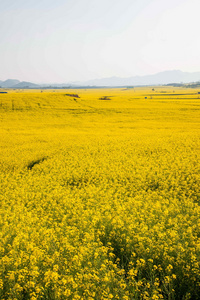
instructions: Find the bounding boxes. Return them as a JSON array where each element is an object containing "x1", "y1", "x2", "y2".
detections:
[{"x1": 0, "y1": 0, "x2": 200, "y2": 83}]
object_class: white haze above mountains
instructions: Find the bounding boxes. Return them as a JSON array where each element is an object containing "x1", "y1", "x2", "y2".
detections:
[
  {"x1": 1, "y1": 0, "x2": 200, "y2": 83},
  {"x1": 1, "y1": 70, "x2": 200, "y2": 88}
]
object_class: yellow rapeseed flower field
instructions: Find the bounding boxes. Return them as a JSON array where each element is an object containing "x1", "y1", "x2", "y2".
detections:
[{"x1": 0, "y1": 87, "x2": 199, "y2": 299}]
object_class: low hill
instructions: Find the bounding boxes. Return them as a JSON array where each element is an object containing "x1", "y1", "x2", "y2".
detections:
[
  {"x1": 1, "y1": 79, "x2": 20, "y2": 87},
  {"x1": 12, "y1": 81, "x2": 39, "y2": 88}
]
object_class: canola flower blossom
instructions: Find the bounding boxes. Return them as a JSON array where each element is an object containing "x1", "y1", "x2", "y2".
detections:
[{"x1": 0, "y1": 87, "x2": 200, "y2": 299}]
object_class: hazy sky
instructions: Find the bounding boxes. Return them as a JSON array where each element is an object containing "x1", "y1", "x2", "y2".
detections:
[{"x1": 0, "y1": 0, "x2": 200, "y2": 83}]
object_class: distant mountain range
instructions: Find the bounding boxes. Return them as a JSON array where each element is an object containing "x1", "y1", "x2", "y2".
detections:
[
  {"x1": 77, "y1": 70, "x2": 200, "y2": 87},
  {"x1": 1, "y1": 70, "x2": 200, "y2": 88}
]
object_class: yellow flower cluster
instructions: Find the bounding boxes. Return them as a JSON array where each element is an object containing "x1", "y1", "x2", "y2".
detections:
[{"x1": 0, "y1": 87, "x2": 200, "y2": 299}]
